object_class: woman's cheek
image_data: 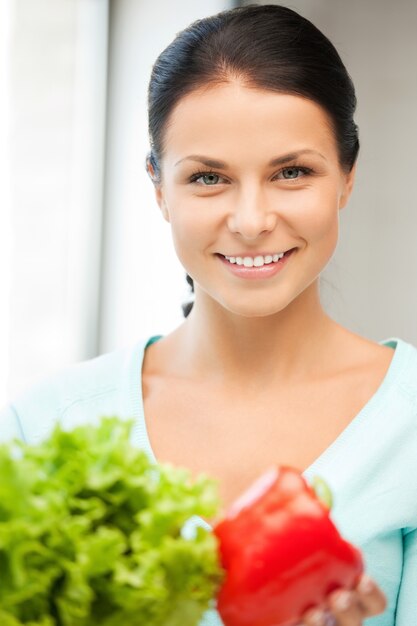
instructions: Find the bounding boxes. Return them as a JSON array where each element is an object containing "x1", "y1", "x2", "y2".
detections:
[
  {"x1": 291, "y1": 185, "x2": 340, "y2": 240},
  {"x1": 168, "y1": 208, "x2": 209, "y2": 270}
]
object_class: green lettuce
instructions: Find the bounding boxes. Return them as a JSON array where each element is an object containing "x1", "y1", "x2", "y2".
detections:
[{"x1": 0, "y1": 417, "x2": 224, "y2": 625}]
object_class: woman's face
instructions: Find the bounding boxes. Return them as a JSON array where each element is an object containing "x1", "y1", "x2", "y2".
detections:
[{"x1": 151, "y1": 82, "x2": 356, "y2": 317}]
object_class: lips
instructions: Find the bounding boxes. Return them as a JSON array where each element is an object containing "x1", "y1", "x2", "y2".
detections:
[{"x1": 216, "y1": 247, "x2": 296, "y2": 279}]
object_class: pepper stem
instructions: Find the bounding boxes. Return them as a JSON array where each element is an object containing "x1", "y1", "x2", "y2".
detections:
[{"x1": 311, "y1": 475, "x2": 333, "y2": 510}]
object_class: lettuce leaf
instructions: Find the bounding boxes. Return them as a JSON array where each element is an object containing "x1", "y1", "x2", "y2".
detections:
[{"x1": 0, "y1": 417, "x2": 224, "y2": 625}]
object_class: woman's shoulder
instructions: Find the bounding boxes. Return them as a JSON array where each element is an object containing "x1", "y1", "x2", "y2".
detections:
[{"x1": 0, "y1": 337, "x2": 153, "y2": 445}]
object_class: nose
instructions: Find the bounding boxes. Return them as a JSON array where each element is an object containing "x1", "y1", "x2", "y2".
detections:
[{"x1": 227, "y1": 186, "x2": 277, "y2": 240}]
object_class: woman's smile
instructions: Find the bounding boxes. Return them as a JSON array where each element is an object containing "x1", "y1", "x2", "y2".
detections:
[{"x1": 215, "y1": 248, "x2": 297, "y2": 280}]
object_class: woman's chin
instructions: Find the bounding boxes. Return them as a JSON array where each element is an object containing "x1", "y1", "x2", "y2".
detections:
[{"x1": 219, "y1": 299, "x2": 291, "y2": 319}]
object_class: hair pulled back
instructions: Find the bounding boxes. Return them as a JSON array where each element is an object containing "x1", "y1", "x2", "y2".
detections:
[{"x1": 146, "y1": 3, "x2": 359, "y2": 317}]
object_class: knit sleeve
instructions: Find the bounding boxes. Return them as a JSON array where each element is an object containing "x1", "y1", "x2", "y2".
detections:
[{"x1": 395, "y1": 527, "x2": 417, "y2": 623}]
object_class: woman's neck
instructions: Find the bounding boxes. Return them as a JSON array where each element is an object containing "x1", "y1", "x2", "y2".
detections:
[{"x1": 167, "y1": 282, "x2": 339, "y2": 391}]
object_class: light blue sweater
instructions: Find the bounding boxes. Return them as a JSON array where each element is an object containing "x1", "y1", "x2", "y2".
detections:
[{"x1": 1, "y1": 335, "x2": 416, "y2": 626}]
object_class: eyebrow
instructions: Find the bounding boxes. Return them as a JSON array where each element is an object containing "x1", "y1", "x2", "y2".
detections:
[{"x1": 174, "y1": 150, "x2": 327, "y2": 168}]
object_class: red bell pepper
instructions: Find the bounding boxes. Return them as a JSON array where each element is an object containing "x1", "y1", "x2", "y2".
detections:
[{"x1": 213, "y1": 466, "x2": 364, "y2": 626}]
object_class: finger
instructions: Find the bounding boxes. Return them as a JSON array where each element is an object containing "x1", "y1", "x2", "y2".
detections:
[
  {"x1": 355, "y1": 574, "x2": 388, "y2": 616},
  {"x1": 327, "y1": 589, "x2": 364, "y2": 625},
  {"x1": 300, "y1": 574, "x2": 388, "y2": 626},
  {"x1": 301, "y1": 607, "x2": 335, "y2": 626}
]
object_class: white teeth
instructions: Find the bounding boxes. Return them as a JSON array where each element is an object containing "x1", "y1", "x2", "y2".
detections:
[{"x1": 224, "y1": 252, "x2": 286, "y2": 266}]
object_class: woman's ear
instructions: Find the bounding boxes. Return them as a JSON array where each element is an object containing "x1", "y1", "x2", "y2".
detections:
[
  {"x1": 146, "y1": 155, "x2": 159, "y2": 185},
  {"x1": 339, "y1": 162, "x2": 357, "y2": 209},
  {"x1": 146, "y1": 156, "x2": 170, "y2": 222}
]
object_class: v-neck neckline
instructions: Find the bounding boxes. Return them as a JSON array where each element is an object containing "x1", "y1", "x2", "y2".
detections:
[{"x1": 135, "y1": 335, "x2": 406, "y2": 530}]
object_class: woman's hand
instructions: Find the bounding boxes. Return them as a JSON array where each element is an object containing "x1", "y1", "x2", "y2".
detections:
[{"x1": 299, "y1": 574, "x2": 388, "y2": 626}]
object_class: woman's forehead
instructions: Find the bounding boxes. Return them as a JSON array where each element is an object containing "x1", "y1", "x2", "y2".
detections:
[{"x1": 163, "y1": 83, "x2": 336, "y2": 163}]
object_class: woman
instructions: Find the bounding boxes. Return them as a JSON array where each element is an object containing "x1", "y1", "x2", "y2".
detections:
[{"x1": 1, "y1": 4, "x2": 415, "y2": 625}]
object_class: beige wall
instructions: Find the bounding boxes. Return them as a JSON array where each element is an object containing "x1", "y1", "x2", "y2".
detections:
[{"x1": 245, "y1": 0, "x2": 417, "y2": 344}]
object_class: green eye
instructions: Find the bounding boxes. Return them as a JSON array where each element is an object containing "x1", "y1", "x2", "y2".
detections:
[
  {"x1": 282, "y1": 167, "x2": 303, "y2": 179},
  {"x1": 274, "y1": 165, "x2": 313, "y2": 181},
  {"x1": 189, "y1": 170, "x2": 224, "y2": 185},
  {"x1": 201, "y1": 173, "x2": 220, "y2": 185}
]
